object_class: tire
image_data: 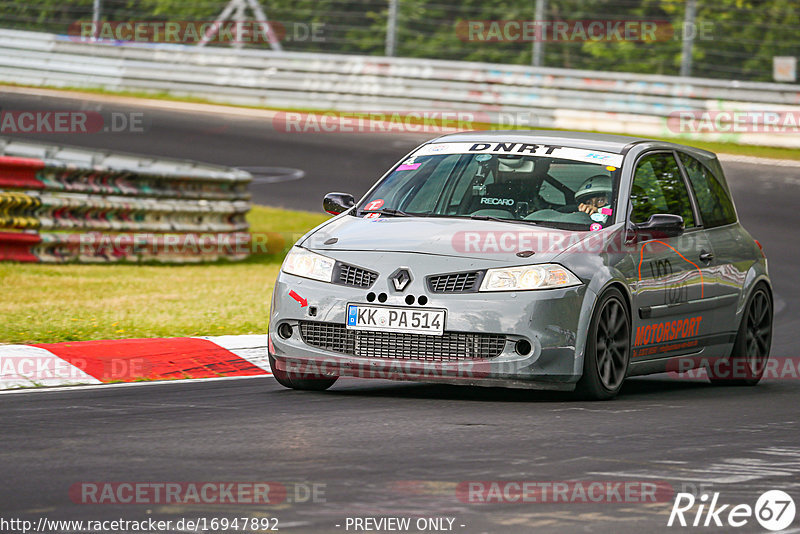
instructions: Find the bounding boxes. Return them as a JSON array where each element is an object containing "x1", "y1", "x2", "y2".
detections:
[
  {"x1": 268, "y1": 353, "x2": 338, "y2": 391},
  {"x1": 707, "y1": 284, "x2": 772, "y2": 386},
  {"x1": 574, "y1": 287, "x2": 631, "y2": 400}
]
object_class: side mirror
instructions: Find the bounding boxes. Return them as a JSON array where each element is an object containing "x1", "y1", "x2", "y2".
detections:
[
  {"x1": 632, "y1": 213, "x2": 684, "y2": 240},
  {"x1": 323, "y1": 192, "x2": 355, "y2": 215}
]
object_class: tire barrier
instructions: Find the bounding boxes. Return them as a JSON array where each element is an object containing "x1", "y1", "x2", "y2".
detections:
[{"x1": 0, "y1": 137, "x2": 252, "y2": 263}]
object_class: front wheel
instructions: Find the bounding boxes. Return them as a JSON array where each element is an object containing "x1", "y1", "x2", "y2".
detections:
[
  {"x1": 575, "y1": 288, "x2": 631, "y2": 400},
  {"x1": 708, "y1": 284, "x2": 772, "y2": 386},
  {"x1": 268, "y1": 353, "x2": 338, "y2": 391}
]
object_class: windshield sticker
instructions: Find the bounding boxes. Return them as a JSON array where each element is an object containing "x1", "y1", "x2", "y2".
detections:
[
  {"x1": 590, "y1": 212, "x2": 607, "y2": 222},
  {"x1": 396, "y1": 163, "x2": 421, "y2": 171},
  {"x1": 413, "y1": 142, "x2": 624, "y2": 167},
  {"x1": 600, "y1": 207, "x2": 613, "y2": 216},
  {"x1": 364, "y1": 199, "x2": 385, "y2": 211},
  {"x1": 590, "y1": 222, "x2": 603, "y2": 231},
  {"x1": 606, "y1": 166, "x2": 617, "y2": 171},
  {"x1": 475, "y1": 154, "x2": 493, "y2": 162},
  {"x1": 480, "y1": 197, "x2": 515, "y2": 206}
]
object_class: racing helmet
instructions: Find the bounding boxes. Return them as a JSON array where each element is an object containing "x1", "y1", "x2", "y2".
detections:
[{"x1": 575, "y1": 174, "x2": 613, "y2": 203}]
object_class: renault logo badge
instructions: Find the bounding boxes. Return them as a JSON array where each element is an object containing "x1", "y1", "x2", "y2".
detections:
[{"x1": 390, "y1": 268, "x2": 412, "y2": 292}]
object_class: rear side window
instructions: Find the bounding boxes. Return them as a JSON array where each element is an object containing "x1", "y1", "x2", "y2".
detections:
[
  {"x1": 630, "y1": 153, "x2": 695, "y2": 227},
  {"x1": 679, "y1": 153, "x2": 737, "y2": 228}
]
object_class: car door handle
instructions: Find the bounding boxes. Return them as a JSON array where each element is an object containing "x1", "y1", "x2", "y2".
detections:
[{"x1": 699, "y1": 250, "x2": 714, "y2": 262}]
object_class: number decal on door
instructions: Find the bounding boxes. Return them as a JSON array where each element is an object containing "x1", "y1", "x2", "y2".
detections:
[{"x1": 648, "y1": 258, "x2": 686, "y2": 305}]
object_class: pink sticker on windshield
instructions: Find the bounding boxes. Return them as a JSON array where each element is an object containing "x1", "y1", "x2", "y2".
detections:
[
  {"x1": 600, "y1": 208, "x2": 613, "y2": 215},
  {"x1": 590, "y1": 223, "x2": 603, "y2": 231},
  {"x1": 364, "y1": 199, "x2": 384, "y2": 211},
  {"x1": 397, "y1": 163, "x2": 421, "y2": 171}
]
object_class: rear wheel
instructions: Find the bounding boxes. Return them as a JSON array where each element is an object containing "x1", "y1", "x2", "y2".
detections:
[
  {"x1": 268, "y1": 353, "x2": 338, "y2": 391},
  {"x1": 575, "y1": 288, "x2": 631, "y2": 400},
  {"x1": 708, "y1": 284, "x2": 772, "y2": 386}
]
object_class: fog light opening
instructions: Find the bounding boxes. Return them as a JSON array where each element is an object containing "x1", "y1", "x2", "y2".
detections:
[
  {"x1": 277, "y1": 323, "x2": 294, "y2": 339},
  {"x1": 515, "y1": 339, "x2": 532, "y2": 356}
]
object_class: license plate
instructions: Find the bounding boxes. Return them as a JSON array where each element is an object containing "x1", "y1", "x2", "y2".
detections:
[{"x1": 346, "y1": 304, "x2": 446, "y2": 336}]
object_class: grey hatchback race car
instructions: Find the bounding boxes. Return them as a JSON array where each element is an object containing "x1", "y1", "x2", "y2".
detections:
[{"x1": 268, "y1": 131, "x2": 772, "y2": 399}]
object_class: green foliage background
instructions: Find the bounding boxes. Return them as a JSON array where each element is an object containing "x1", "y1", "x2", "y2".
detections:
[{"x1": 1, "y1": 0, "x2": 798, "y2": 81}]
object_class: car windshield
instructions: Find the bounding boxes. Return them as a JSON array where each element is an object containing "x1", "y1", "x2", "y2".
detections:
[{"x1": 357, "y1": 142, "x2": 622, "y2": 230}]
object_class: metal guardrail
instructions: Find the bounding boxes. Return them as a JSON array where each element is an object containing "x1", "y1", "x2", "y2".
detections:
[
  {"x1": 0, "y1": 29, "x2": 798, "y2": 147},
  {"x1": 0, "y1": 136, "x2": 253, "y2": 263}
]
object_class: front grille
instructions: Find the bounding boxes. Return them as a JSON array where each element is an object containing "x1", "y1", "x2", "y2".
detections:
[
  {"x1": 335, "y1": 263, "x2": 378, "y2": 288},
  {"x1": 299, "y1": 321, "x2": 506, "y2": 361},
  {"x1": 427, "y1": 271, "x2": 481, "y2": 293}
]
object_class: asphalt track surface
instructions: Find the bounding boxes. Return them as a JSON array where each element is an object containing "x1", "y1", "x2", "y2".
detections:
[{"x1": 2, "y1": 91, "x2": 800, "y2": 533}]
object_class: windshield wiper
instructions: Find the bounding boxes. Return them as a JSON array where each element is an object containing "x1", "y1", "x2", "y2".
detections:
[
  {"x1": 469, "y1": 214, "x2": 539, "y2": 226},
  {"x1": 363, "y1": 208, "x2": 413, "y2": 217}
]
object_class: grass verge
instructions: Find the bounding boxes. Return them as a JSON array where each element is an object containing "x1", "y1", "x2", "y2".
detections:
[{"x1": 0, "y1": 206, "x2": 329, "y2": 344}]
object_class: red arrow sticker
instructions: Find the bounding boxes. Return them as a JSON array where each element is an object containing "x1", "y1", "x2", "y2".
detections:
[{"x1": 289, "y1": 290, "x2": 308, "y2": 307}]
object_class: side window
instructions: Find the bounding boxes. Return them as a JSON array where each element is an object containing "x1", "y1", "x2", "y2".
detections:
[
  {"x1": 679, "y1": 153, "x2": 737, "y2": 228},
  {"x1": 630, "y1": 153, "x2": 695, "y2": 227}
]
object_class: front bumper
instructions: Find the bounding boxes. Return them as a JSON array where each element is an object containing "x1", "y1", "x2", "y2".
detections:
[{"x1": 269, "y1": 254, "x2": 593, "y2": 390}]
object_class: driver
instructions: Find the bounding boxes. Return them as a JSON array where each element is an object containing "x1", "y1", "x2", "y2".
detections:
[{"x1": 575, "y1": 174, "x2": 612, "y2": 215}]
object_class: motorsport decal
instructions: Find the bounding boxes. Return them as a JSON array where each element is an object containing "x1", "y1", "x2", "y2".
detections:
[
  {"x1": 412, "y1": 142, "x2": 624, "y2": 167},
  {"x1": 633, "y1": 315, "x2": 703, "y2": 358}
]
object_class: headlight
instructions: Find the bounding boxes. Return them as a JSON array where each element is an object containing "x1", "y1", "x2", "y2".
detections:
[
  {"x1": 479, "y1": 264, "x2": 582, "y2": 291},
  {"x1": 281, "y1": 247, "x2": 335, "y2": 283}
]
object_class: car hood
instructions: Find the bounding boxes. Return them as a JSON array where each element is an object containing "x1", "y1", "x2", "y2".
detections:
[{"x1": 301, "y1": 215, "x2": 608, "y2": 263}]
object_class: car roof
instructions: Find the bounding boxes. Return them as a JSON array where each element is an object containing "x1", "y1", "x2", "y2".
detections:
[{"x1": 426, "y1": 130, "x2": 717, "y2": 160}]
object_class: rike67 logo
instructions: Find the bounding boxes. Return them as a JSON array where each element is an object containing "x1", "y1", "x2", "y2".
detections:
[{"x1": 668, "y1": 490, "x2": 796, "y2": 531}]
